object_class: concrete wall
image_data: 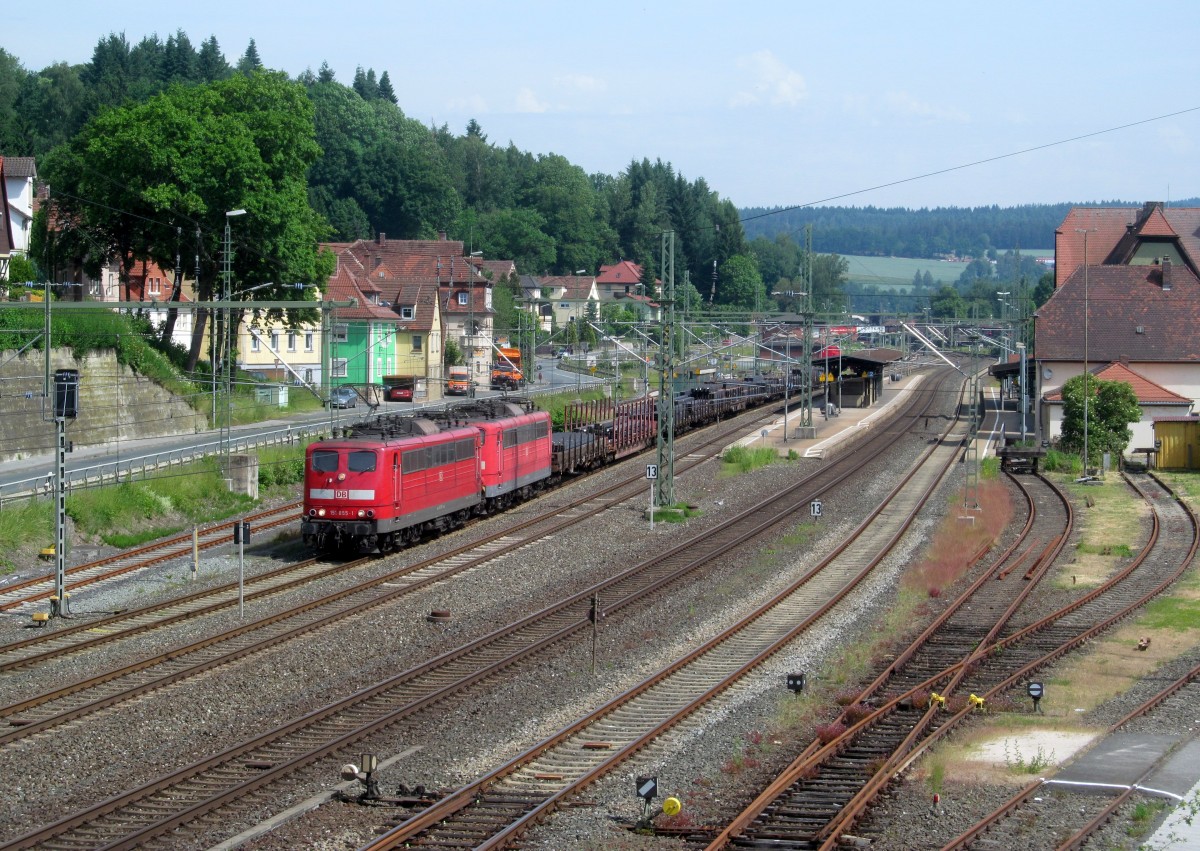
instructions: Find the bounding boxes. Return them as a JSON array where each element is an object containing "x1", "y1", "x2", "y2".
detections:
[{"x1": 0, "y1": 349, "x2": 206, "y2": 462}]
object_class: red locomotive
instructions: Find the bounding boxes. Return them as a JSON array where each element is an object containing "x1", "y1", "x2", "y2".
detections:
[
  {"x1": 302, "y1": 401, "x2": 552, "y2": 552},
  {"x1": 303, "y1": 380, "x2": 789, "y2": 554}
]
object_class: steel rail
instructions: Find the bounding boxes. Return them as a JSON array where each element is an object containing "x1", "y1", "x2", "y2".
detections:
[
  {"x1": 355, "y1": 373, "x2": 963, "y2": 849},
  {"x1": 0, "y1": 405, "x2": 790, "y2": 745},
  {"x1": 0, "y1": 382, "x2": 940, "y2": 850},
  {"x1": 819, "y1": 470, "x2": 1194, "y2": 851},
  {"x1": 939, "y1": 472, "x2": 1200, "y2": 851},
  {"x1": 0, "y1": 501, "x2": 301, "y2": 611}
]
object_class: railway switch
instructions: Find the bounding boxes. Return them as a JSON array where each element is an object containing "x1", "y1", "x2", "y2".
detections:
[
  {"x1": 969, "y1": 693, "x2": 985, "y2": 709},
  {"x1": 340, "y1": 753, "x2": 381, "y2": 801},
  {"x1": 929, "y1": 692, "x2": 946, "y2": 709}
]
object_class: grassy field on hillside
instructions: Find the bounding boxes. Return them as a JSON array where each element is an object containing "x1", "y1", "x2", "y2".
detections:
[{"x1": 841, "y1": 250, "x2": 1052, "y2": 290}]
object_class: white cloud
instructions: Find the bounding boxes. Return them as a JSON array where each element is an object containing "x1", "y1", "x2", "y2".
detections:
[
  {"x1": 1158, "y1": 124, "x2": 1193, "y2": 155},
  {"x1": 446, "y1": 94, "x2": 489, "y2": 113},
  {"x1": 515, "y1": 87, "x2": 551, "y2": 113},
  {"x1": 730, "y1": 50, "x2": 807, "y2": 108},
  {"x1": 884, "y1": 91, "x2": 970, "y2": 123},
  {"x1": 556, "y1": 73, "x2": 607, "y2": 94}
]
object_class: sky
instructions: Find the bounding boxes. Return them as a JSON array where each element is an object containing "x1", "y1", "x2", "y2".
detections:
[{"x1": 8, "y1": 1, "x2": 1200, "y2": 211}]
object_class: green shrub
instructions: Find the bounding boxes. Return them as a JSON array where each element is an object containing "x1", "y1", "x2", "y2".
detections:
[{"x1": 722, "y1": 445, "x2": 778, "y2": 474}]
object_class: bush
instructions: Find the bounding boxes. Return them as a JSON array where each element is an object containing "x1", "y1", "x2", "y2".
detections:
[{"x1": 815, "y1": 721, "x2": 847, "y2": 744}]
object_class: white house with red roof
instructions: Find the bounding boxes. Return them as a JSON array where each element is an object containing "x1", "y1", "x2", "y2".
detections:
[{"x1": 1041, "y1": 361, "x2": 1193, "y2": 451}]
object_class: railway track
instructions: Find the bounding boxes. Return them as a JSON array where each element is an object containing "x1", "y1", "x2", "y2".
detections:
[
  {"x1": 0, "y1": 403, "x2": 793, "y2": 745},
  {"x1": 936, "y1": 473, "x2": 1200, "y2": 851},
  {"x1": 0, "y1": 372, "x2": 953, "y2": 849},
  {"x1": 0, "y1": 501, "x2": 302, "y2": 612},
  {"x1": 703, "y1": 471, "x2": 1196, "y2": 850},
  {"x1": 351, "y1": 370, "x2": 965, "y2": 849}
]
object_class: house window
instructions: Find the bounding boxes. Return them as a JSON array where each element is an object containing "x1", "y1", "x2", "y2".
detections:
[
  {"x1": 270, "y1": 331, "x2": 280, "y2": 350},
  {"x1": 332, "y1": 358, "x2": 348, "y2": 378},
  {"x1": 287, "y1": 332, "x2": 296, "y2": 352},
  {"x1": 412, "y1": 335, "x2": 422, "y2": 352},
  {"x1": 457, "y1": 291, "x2": 469, "y2": 306},
  {"x1": 304, "y1": 331, "x2": 314, "y2": 351},
  {"x1": 559, "y1": 302, "x2": 570, "y2": 309},
  {"x1": 333, "y1": 324, "x2": 348, "y2": 343},
  {"x1": 251, "y1": 335, "x2": 260, "y2": 353},
  {"x1": 148, "y1": 277, "x2": 162, "y2": 296},
  {"x1": 400, "y1": 306, "x2": 415, "y2": 320}
]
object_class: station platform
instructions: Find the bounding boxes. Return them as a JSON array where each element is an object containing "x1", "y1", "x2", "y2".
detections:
[{"x1": 732, "y1": 371, "x2": 930, "y2": 460}]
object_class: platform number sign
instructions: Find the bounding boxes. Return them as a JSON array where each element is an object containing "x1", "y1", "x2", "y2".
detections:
[
  {"x1": 810, "y1": 500, "x2": 823, "y2": 518},
  {"x1": 646, "y1": 464, "x2": 659, "y2": 480}
]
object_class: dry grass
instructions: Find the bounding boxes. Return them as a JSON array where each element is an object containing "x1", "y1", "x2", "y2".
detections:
[
  {"x1": 903, "y1": 480, "x2": 1012, "y2": 598},
  {"x1": 1051, "y1": 475, "x2": 1148, "y2": 590}
]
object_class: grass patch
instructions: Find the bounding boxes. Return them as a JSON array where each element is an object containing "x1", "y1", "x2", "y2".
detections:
[
  {"x1": 1041, "y1": 449, "x2": 1081, "y2": 474},
  {"x1": 0, "y1": 501, "x2": 55, "y2": 573},
  {"x1": 651, "y1": 503, "x2": 701, "y2": 524},
  {"x1": 1052, "y1": 474, "x2": 1146, "y2": 589},
  {"x1": 67, "y1": 456, "x2": 256, "y2": 547},
  {"x1": 721, "y1": 445, "x2": 780, "y2": 475}
]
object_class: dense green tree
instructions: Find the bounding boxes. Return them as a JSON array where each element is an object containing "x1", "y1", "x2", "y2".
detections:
[
  {"x1": 196, "y1": 36, "x2": 229, "y2": 82},
  {"x1": 316, "y1": 61, "x2": 335, "y2": 83},
  {"x1": 1059, "y1": 376, "x2": 1141, "y2": 467},
  {"x1": 163, "y1": 30, "x2": 197, "y2": 83},
  {"x1": 377, "y1": 70, "x2": 396, "y2": 104},
  {"x1": 0, "y1": 48, "x2": 28, "y2": 153},
  {"x1": 1032, "y1": 271, "x2": 1055, "y2": 308},
  {"x1": 930, "y1": 285, "x2": 965, "y2": 319},
  {"x1": 42, "y1": 71, "x2": 334, "y2": 367},
  {"x1": 716, "y1": 254, "x2": 763, "y2": 309},
  {"x1": 237, "y1": 39, "x2": 263, "y2": 74}
]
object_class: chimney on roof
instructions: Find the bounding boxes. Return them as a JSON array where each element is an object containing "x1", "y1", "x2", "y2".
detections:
[
  {"x1": 1162, "y1": 257, "x2": 1172, "y2": 291},
  {"x1": 438, "y1": 231, "x2": 447, "y2": 241},
  {"x1": 376, "y1": 233, "x2": 386, "y2": 245}
]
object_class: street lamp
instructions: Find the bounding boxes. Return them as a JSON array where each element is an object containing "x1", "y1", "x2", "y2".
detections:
[{"x1": 1075, "y1": 228, "x2": 1096, "y2": 475}]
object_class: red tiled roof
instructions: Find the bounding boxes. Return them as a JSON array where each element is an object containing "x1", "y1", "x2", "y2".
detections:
[
  {"x1": 1035, "y1": 263, "x2": 1200, "y2": 363},
  {"x1": 1139, "y1": 206, "x2": 1177, "y2": 237},
  {"x1": 1044, "y1": 361, "x2": 1191, "y2": 404},
  {"x1": 1055, "y1": 207, "x2": 1138, "y2": 287},
  {"x1": 596, "y1": 260, "x2": 643, "y2": 284},
  {"x1": 394, "y1": 282, "x2": 438, "y2": 332},
  {"x1": 1056, "y1": 202, "x2": 1200, "y2": 287},
  {"x1": 0, "y1": 158, "x2": 12, "y2": 255}
]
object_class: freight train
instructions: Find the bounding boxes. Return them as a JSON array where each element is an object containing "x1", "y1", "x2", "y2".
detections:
[{"x1": 301, "y1": 378, "x2": 790, "y2": 553}]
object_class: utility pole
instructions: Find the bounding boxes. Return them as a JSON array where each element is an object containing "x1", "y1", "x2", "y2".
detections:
[
  {"x1": 655, "y1": 231, "x2": 676, "y2": 508},
  {"x1": 798, "y1": 224, "x2": 814, "y2": 433}
]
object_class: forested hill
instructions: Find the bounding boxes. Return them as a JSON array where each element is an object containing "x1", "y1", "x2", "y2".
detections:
[{"x1": 739, "y1": 200, "x2": 1200, "y2": 260}]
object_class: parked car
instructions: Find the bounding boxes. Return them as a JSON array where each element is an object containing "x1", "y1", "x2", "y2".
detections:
[
  {"x1": 387, "y1": 384, "x2": 413, "y2": 402},
  {"x1": 328, "y1": 387, "x2": 358, "y2": 408}
]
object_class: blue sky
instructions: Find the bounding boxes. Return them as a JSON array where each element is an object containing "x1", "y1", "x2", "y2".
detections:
[{"x1": 9, "y1": 1, "x2": 1200, "y2": 210}]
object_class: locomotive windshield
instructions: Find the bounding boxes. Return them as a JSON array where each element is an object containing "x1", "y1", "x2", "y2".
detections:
[
  {"x1": 348, "y1": 450, "x2": 377, "y2": 472},
  {"x1": 312, "y1": 449, "x2": 338, "y2": 473}
]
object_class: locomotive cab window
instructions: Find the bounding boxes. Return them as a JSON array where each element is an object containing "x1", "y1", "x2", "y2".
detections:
[
  {"x1": 312, "y1": 450, "x2": 339, "y2": 473},
  {"x1": 348, "y1": 450, "x2": 377, "y2": 473}
]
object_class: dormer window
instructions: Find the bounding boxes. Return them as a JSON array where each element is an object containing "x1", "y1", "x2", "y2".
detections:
[
  {"x1": 457, "y1": 292, "x2": 469, "y2": 306},
  {"x1": 400, "y1": 306, "x2": 415, "y2": 320}
]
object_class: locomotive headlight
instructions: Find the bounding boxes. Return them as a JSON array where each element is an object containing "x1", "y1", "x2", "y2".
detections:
[
  {"x1": 357, "y1": 509, "x2": 365, "y2": 518},
  {"x1": 337, "y1": 473, "x2": 346, "y2": 482},
  {"x1": 317, "y1": 508, "x2": 326, "y2": 517},
  {"x1": 366, "y1": 510, "x2": 375, "y2": 518}
]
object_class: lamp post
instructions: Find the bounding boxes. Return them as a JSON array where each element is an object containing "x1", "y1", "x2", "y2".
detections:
[{"x1": 1075, "y1": 228, "x2": 1095, "y2": 474}]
